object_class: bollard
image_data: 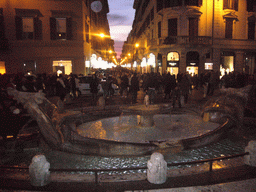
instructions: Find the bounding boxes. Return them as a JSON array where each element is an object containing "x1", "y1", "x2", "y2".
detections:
[
  {"x1": 29, "y1": 155, "x2": 51, "y2": 186},
  {"x1": 245, "y1": 140, "x2": 256, "y2": 167},
  {"x1": 147, "y1": 152, "x2": 167, "y2": 184}
]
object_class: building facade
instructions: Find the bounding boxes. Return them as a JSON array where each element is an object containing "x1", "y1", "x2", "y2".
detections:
[
  {"x1": 0, "y1": 0, "x2": 114, "y2": 75},
  {"x1": 122, "y1": 0, "x2": 256, "y2": 77}
]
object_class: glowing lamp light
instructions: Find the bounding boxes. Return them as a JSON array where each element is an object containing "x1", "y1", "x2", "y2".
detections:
[{"x1": 57, "y1": 70, "x2": 62, "y2": 76}]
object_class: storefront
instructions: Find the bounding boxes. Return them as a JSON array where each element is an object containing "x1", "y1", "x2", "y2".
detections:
[
  {"x1": 166, "y1": 52, "x2": 179, "y2": 76},
  {"x1": 220, "y1": 52, "x2": 234, "y2": 76},
  {"x1": 147, "y1": 53, "x2": 156, "y2": 73},
  {"x1": 186, "y1": 51, "x2": 199, "y2": 76},
  {"x1": 245, "y1": 52, "x2": 256, "y2": 75},
  {"x1": 157, "y1": 53, "x2": 162, "y2": 74},
  {"x1": 23, "y1": 60, "x2": 37, "y2": 74},
  {"x1": 141, "y1": 57, "x2": 147, "y2": 74},
  {"x1": 0, "y1": 61, "x2": 6, "y2": 74},
  {"x1": 53, "y1": 60, "x2": 72, "y2": 76}
]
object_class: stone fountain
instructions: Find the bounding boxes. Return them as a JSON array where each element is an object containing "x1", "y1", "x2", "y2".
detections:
[{"x1": 7, "y1": 85, "x2": 253, "y2": 156}]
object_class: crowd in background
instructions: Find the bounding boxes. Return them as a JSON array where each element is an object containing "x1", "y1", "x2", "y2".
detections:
[{"x1": 0, "y1": 69, "x2": 256, "y2": 107}]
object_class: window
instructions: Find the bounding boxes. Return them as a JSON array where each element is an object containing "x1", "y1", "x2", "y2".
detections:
[
  {"x1": 157, "y1": 0, "x2": 164, "y2": 12},
  {"x1": 165, "y1": 0, "x2": 182, "y2": 8},
  {"x1": 50, "y1": 17, "x2": 72, "y2": 40},
  {"x1": 15, "y1": 9, "x2": 42, "y2": 40},
  {"x1": 223, "y1": 0, "x2": 238, "y2": 11},
  {"x1": 15, "y1": 16, "x2": 42, "y2": 40},
  {"x1": 150, "y1": 8, "x2": 154, "y2": 21},
  {"x1": 184, "y1": 0, "x2": 202, "y2": 6},
  {"x1": 0, "y1": 9, "x2": 5, "y2": 40},
  {"x1": 158, "y1": 21, "x2": 161, "y2": 38},
  {"x1": 22, "y1": 17, "x2": 34, "y2": 39},
  {"x1": 23, "y1": 60, "x2": 36, "y2": 73},
  {"x1": 248, "y1": 21, "x2": 255, "y2": 40},
  {"x1": 189, "y1": 18, "x2": 198, "y2": 37},
  {"x1": 225, "y1": 18, "x2": 233, "y2": 39},
  {"x1": 247, "y1": 0, "x2": 256, "y2": 12},
  {"x1": 168, "y1": 18, "x2": 177, "y2": 37}
]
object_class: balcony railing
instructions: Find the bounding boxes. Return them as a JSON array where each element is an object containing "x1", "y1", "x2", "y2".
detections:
[
  {"x1": 148, "y1": 36, "x2": 212, "y2": 46},
  {"x1": 163, "y1": 36, "x2": 212, "y2": 45},
  {"x1": 149, "y1": 36, "x2": 256, "y2": 48}
]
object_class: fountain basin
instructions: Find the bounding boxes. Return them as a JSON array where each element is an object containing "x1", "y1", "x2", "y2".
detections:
[
  {"x1": 76, "y1": 114, "x2": 220, "y2": 144},
  {"x1": 7, "y1": 89, "x2": 236, "y2": 156}
]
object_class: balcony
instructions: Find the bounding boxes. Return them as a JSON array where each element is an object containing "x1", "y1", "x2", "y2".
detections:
[
  {"x1": 146, "y1": 36, "x2": 256, "y2": 51},
  {"x1": 163, "y1": 36, "x2": 212, "y2": 45},
  {"x1": 149, "y1": 36, "x2": 212, "y2": 46}
]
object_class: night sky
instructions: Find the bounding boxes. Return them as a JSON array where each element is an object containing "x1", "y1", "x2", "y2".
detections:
[{"x1": 107, "y1": 0, "x2": 135, "y2": 58}]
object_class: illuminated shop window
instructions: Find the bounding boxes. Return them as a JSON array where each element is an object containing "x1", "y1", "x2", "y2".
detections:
[{"x1": 205, "y1": 63, "x2": 213, "y2": 70}]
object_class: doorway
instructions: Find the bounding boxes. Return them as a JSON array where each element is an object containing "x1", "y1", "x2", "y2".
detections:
[{"x1": 53, "y1": 60, "x2": 72, "y2": 76}]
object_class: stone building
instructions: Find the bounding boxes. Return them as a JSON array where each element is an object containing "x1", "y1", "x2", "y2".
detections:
[
  {"x1": 122, "y1": 0, "x2": 256, "y2": 77},
  {"x1": 0, "y1": 0, "x2": 114, "y2": 75}
]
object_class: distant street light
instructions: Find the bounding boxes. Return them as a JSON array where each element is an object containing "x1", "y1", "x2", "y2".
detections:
[{"x1": 100, "y1": 33, "x2": 105, "y2": 38}]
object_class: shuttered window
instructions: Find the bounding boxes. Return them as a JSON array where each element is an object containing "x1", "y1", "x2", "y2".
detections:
[
  {"x1": 248, "y1": 21, "x2": 255, "y2": 40},
  {"x1": 15, "y1": 16, "x2": 42, "y2": 40},
  {"x1": 225, "y1": 18, "x2": 233, "y2": 39},
  {"x1": 189, "y1": 18, "x2": 198, "y2": 37},
  {"x1": 184, "y1": 0, "x2": 202, "y2": 6},
  {"x1": 168, "y1": 18, "x2": 177, "y2": 37},
  {"x1": 157, "y1": 0, "x2": 163, "y2": 12},
  {"x1": 158, "y1": 21, "x2": 161, "y2": 38},
  {"x1": 0, "y1": 15, "x2": 5, "y2": 40},
  {"x1": 223, "y1": 0, "x2": 238, "y2": 11}
]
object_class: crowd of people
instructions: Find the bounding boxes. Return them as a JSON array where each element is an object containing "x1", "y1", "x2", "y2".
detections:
[{"x1": 0, "y1": 69, "x2": 255, "y2": 107}]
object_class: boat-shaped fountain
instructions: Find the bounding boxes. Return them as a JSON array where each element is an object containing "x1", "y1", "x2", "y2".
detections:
[{"x1": 7, "y1": 85, "x2": 252, "y2": 156}]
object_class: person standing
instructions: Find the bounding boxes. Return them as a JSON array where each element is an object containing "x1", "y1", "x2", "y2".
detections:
[
  {"x1": 70, "y1": 74, "x2": 77, "y2": 98},
  {"x1": 90, "y1": 74, "x2": 99, "y2": 103},
  {"x1": 130, "y1": 73, "x2": 140, "y2": 104},
  {"x1": 207, "y1": 71, "x2": 219, "y2": 96},
  {"x1": 56, "y1": 74, "x2": 67, "y2": 101},
  {"x1": 146, "y1": 72, "x2": 158, "y2": 104},
  {"x1": 120, "y1": 73, "x2": 129, "y2": 97},
  {"x1": 179, "y1": 73, "x2": 191, "y2": 104},
  {"x1": 171, "y1": 84, "x2": 181, "y2": 108},
  {"x1": 163, "y1": 73, "x2": 176, "y2": 100}
]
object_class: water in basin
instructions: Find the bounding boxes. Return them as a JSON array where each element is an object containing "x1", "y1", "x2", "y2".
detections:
[{"x1": 76, "y1": 114, "x2": 220, "y2": 144}]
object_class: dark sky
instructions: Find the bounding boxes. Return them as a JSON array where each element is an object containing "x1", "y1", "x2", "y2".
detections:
[{"x1": 107, "y1": 0, "x2": 135, "y2": 58}]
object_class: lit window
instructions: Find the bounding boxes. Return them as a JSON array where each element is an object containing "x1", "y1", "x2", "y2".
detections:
[
  {"x1": 22, "y1": 17, "x2": 34, "y2": 39},
  {"x1": 50, "y1": 17, "x2": 72, "y2": 40},
  {"x1": 205, "y1": 63, "x2": 213, "y2": 70}
]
